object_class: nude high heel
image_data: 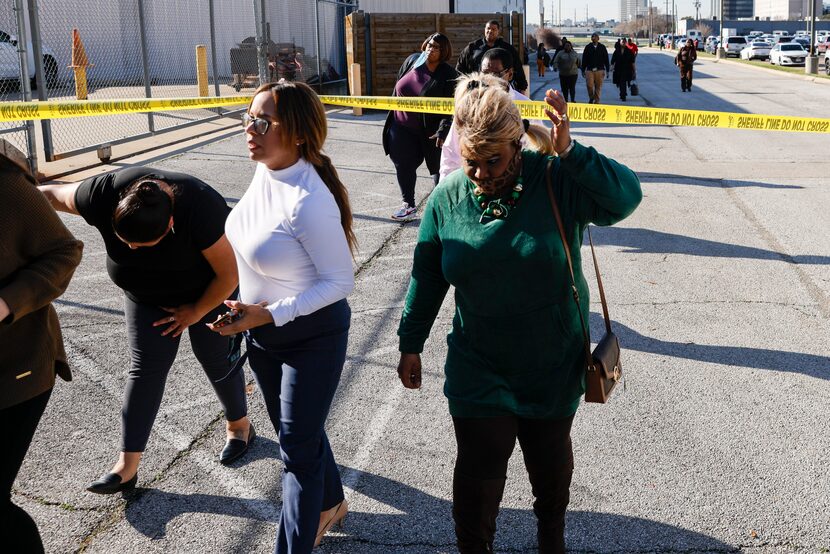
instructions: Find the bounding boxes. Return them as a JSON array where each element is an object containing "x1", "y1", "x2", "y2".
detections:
[{"x1": 314, "y1": 499, "x2": 348, "y2": 547}]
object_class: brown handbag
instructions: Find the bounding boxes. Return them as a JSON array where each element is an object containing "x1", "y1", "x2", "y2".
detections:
[{"x1": 545, "y1": 160, "x2": 622, "y2": 403}]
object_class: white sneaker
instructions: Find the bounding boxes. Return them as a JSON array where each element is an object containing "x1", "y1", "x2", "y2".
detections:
[{"x1": 391, "y1": 203, "x2": 417, "y2": 221}]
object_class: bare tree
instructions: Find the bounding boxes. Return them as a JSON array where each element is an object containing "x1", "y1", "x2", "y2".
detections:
[
  {"x1": 536, "y1": 28, "x2": 562, "y2": 49},
  {"x1": 698, "y1": 23, "x2": 713, "y2": 37}
]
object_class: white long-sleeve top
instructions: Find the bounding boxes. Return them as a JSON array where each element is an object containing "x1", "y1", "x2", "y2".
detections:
[
  {"x1": 439, "y1": 87, "x2": 530, "y2": 181},
  {"x1": 225, "y1": 158, "x2": 354, "y2": 327}
]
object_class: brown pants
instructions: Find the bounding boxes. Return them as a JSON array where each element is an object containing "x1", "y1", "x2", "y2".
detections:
[
  {"x1": 679, "y1": 64, "x2": 694, "y2": 88},
  {"x1": 537, "y1": 58, "x2": 546, "y2": 77},
  {"x1": 585, "y1": 69, "x2": 605, "y2": 103}
]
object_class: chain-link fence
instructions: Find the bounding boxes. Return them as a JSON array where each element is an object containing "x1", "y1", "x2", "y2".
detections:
[
  {"x1": 20, "y1": 0, "x2": 357, "y2": 164},
  {"x1": 0, "y1": 0, "x2": 33, "y2": 164}
]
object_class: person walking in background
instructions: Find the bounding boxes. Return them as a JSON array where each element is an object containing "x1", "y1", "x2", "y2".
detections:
[
  {"x1": 456, "y1": 19, "x2": 528, "y2": 94},
  {"x1": 396, "y1": 73, "x2": 642, "y2": 554},
  {"x1": 39, "y1": 167, "x2": 251, "y2": 494},
  {"x1": 1, "y1": 154, "x2": 83, "y2": 552},
  {"x1": 554, "y1": 41, "x2": 579, "y2": 102},
  {"x1": 441, "y1": 49, "x2": 552, "y2": 180},
  {"x1": 676, "y1": 38, "x2": 698, "y2": 92},
  {"x1": 626, "y1": 37, "x2": 639, "y2": 81},
  {"x1": 382, "y1": 33, "x2": 458, "y2": 221},
  {"x1": 611, "y1": 40, "x2": 635, "y2": 101},
  {"x1": 211, "y1": 81, "x2": 356, "y2": 553},
  {"x1": 581, "y1": 33, "x2": 609, "y2": 104},
  {"x1": 536, "y1": 43, "x2": 547, "y2": 77}
]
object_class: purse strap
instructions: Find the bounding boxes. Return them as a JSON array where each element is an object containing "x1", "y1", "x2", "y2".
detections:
[{"x1": 544, "y1": 159, "x2": 613, "y2": 366}]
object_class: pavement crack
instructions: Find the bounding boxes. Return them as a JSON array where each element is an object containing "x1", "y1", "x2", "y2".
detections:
[
  {"x1": 11, "y1": 489, "x2": 106, "y2": 513},
  {"x1": 78, "y1": 408, "x2": 229, "y2": 552}
]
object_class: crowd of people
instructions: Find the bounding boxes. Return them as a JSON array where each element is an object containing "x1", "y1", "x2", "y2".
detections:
[
  {"x1": 534, "y1": 33, "x2": 640, "y2": 104},
  {"x1": 1, "y1": 18, "x2": 642, "y2": 554}
]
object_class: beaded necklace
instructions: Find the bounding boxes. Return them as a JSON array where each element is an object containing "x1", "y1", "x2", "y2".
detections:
[{"x1": 473, "y1": 176, "x2": 525, "y2": 223}]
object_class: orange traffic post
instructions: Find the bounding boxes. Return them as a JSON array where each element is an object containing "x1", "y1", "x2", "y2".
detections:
[
  {"x1": 196, "y1": 45, "x2": 209, "y2": 97},
  {"x1": 68, "y1": 28, "x2": 92, "y2": 100}
]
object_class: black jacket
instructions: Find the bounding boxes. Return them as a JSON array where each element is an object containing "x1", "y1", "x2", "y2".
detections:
[
  {"x1": 611, "y1": 47, "x2": 635, "y2": 84},
  {"x1": 382, "y1": 53, "x2": 459, "y2": 174},
  {"x1": 581, "y1": 42, "x2": 610, "y2": 72},
  {"x1": 456, "y1": 37, "x2": 528, "y2": 92}
]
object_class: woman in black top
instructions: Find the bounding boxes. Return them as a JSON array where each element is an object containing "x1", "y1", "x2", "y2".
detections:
[
  {"x1": 39, "y1": 167, "x2": 252, "y2": 494},
  {"x1": 382, "y1": 32, "x2": 459, "y2": 221},
  {"x1": 611, "y1": 41, "x2": 635, "y2": 101}
]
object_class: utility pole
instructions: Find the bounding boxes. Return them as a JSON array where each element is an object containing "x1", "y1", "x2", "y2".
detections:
[
  {"x1": 716, "y1": 0, "x2": 726, "y2": 58},
  {"x1": 694, "y1": 0, "x2": 700, "y2": 21},
  {"x1": 806, "y1": 0, "x2": 818, "y2": 73},
  {"x1": 539, "y1": 0, "x2": 544, "y2": 27}
]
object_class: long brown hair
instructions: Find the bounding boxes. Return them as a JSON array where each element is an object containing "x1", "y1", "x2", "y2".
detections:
[{"x1": 249, "y1": 81, "x2": 356, "y2": 254}]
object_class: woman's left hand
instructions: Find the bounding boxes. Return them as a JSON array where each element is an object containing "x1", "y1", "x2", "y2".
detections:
[
  {"x1": 544, "y1": 89, "x2": 571, "y2": 155},
  {"x1": 154, "y1": 303, "x2": 204, "y2": 337},
  {"x1": 429, "y1": 131, "x2": 444, "y2": 148},
  {"x1": 207, "y1": 300, "x2": 272, "y2": 336}
]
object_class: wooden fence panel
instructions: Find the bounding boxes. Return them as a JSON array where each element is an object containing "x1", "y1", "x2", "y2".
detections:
[{"x1": 346, "y1": 12, "x2": 525, "y2": 96}]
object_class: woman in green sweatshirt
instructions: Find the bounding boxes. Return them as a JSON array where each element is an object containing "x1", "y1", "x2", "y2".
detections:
[{"x1": 396, "y1": 74, "x2": 642, "y2": 553}]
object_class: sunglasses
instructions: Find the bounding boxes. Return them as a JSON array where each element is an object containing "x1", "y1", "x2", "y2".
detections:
[
  {"x1": 242, "y1": 113, "x2": 277, "y2": 135},
  {"x1": 483, "y1": 67, "x2": 509, "y2": 78}
]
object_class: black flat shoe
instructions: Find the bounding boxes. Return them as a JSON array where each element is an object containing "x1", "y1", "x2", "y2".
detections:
[
  {"x1": 87, "y1": 472, "x2": 137, "y2": 495},
  {"x1": 220, "y1": 423, "x2": 255, "y2": 465}
]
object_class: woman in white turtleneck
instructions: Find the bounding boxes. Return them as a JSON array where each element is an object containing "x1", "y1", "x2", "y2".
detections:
[{"x1": 209, "y1": 81, "x2": 356, "y2": 554}]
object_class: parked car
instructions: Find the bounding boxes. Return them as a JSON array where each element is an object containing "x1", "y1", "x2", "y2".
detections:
[
  {"x1": 774, "y1": 35, "x2": 794, "y2": 44},
  {"x1": 769, "y1": 43, "x2": 808, "y2": 66},
  {"x1": 724, "y1": 36, "x2": 749, "y2": 57},
  {"x1": 792, "y1": 37, "x2": 811, "y2": 50},
  {"x1": 825, "y1": 52, "x2": 830, "y2": 76},
  {"x1": 817, "y1": 35, "x2": 830, "y2": 54},
  {"x1": 740, "y1": 41, "x2": 772, "y2": 60},
  {"x1": 705, "y1": 38, "x2": 720, "y2": 54},
  {"x1": 0, "y1": 29, "x2": 59, "y2": 88}
]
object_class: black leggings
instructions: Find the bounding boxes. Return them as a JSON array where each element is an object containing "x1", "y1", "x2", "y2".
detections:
[
  {"x1": 121, "y1": 297, "x2": 247, "y2": 452},
  {"x1": 0, "y1": 388, "x2": 52, "y2": 554},
  {"x1": 387, "y1": 122, "x2": 439, "y2": 206},
  {"x1": 452, "y1": 414, "x2": 575, "y2": 554},
  {"x1": 559, "y1": 74, "x2": 578, "y2": 103}
]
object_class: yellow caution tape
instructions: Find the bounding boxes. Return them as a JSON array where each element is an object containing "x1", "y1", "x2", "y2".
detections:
[
  {"x1": 0, "y1": 96, "x2": 249, "y2": 122},
  {"x1": 1, "y1": 94, "x2": 828, "y2": 134},
  {"x1": 319, "y1": 95, "x2": 830, "y2": 134}
]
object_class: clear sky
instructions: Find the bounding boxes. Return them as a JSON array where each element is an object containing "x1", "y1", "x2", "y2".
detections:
[{"x1": 525, "y1": 0, "x2": 705, "y2": 25}]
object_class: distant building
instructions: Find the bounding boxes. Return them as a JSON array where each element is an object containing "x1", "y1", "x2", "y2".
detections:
[
  {"x1": 723, "y1": 0, "x2": 753, "y2": 19},
  {"x1": 620, "y1": 0, "x2": 648, "y2": 22},
  {"x1": 754, "y1": 0, "x2": 823, "y2": 19}
]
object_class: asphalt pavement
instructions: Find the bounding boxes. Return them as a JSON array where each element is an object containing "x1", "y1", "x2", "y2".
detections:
[{"x1": 14, "y1": 50, "x2": 830, "y2": 553}]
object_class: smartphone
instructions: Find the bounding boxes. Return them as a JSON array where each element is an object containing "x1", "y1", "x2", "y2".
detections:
[{"x1": 211, "y1": 309, "x2": 241, "y2": 328}]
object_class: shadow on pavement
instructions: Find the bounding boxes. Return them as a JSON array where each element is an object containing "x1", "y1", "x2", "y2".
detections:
[
  {"x1": 636, "y1": 172, "x2": 803, "y2": 189},
  {"x1": 590, "y1": 312, "x2": 830, "y2": 380},
  {"x1": 589, "y1": 226, "x2": 829, "y2": 265},
  {"x1": 121, "y1": 463, "x2": 736, "y2": 552}
]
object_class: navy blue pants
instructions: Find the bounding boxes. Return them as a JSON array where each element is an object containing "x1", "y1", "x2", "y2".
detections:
[
  {"x1": 246, "y1": 299, "x2": 350, "y2": 554},
  {"x1": 122, "y1": 298, "x2": 248, "y2": 452}
]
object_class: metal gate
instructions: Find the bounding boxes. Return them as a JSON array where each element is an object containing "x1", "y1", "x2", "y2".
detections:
[
  {"x1": 17, "y1": 0, "x2": 358, "y2": 166},
  {"x1": 0, "y1": 0, "x2": 36, "y2": 172}
]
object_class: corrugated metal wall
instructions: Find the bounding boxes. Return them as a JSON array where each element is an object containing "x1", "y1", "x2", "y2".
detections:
[
  {"x1": 357, "y1": 0, "x2": 449, "y2": 13},
  {"x1": 454, "y1": 0, "x2": 524, "y2": 13}
]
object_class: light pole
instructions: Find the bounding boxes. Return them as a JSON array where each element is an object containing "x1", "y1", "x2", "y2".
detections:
[
  {"x1": 716, "y1": 0, "x2": 726, "y2": 58},
  {"x1": 806, "y1": 0, "x2": 818, "y2": 73}
]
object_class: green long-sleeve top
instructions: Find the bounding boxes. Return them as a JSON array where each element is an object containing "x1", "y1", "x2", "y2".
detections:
[{"x1": 397, "y1": 143, "x2": 642, "y2": 419}]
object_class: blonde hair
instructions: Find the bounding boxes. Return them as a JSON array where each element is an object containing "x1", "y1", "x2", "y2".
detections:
[
  {"x1": 249, "y1": 81, "x2": 356, "y2": 255},
  {"x1": 453, "y1": 73, "x2": 553, "y2": 159}
]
